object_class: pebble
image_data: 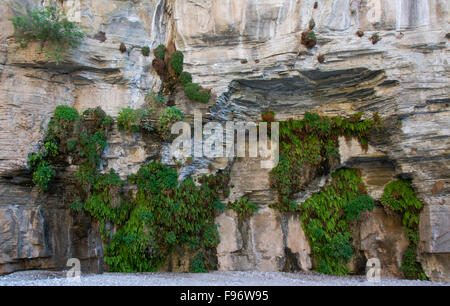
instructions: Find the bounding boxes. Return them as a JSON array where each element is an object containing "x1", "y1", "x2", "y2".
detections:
[{"x1": 0, "y1": 270, "x2": 448, "y2": 286}]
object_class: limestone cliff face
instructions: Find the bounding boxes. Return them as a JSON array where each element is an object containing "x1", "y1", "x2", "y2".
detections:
[{"x1": 0, "y1": 0, "x2": 448, "y2": 281}]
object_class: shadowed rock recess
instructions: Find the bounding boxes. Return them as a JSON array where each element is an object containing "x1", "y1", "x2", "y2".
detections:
[{"x1": 0, "y1": 0, "x2": 448, "y2": 282}]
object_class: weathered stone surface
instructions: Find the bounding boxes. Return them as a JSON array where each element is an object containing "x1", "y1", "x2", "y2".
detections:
[
  {"x1": 0, "y1": 175, "x2": 104, "y2": 275},
  {"x1": 216, "y1": 210, "x2": 244, "y2": 271},
  {"x1": 420, "y1": 204, "x2": 450, "y2": 254},
  {"x1": 216, "y1": 208, "x2": 313, "y2": 272},
  {"x1": 251, "y1": 207, "x2": 284, "y2": 271},
  {"x1": 360, "y1": 207, "x2": 410, "y2": 278},
  {"x1": 0, "y1": 66, "x2": 75, "y2": 176},
  {"x1": 0, "y1": 205, "x2": 49, "y2": 266},
  {"x1": 285, "y1": 214, "x2": 312, "y2": 271},
  {"x1": 216, "y1": 211, "x2": 241, "y2": 256},
  {"x1": 228, "y1": 157, "x2": 275, "y2": 205},
  {"x1": 419, "y1": 253, "x2": 450, "y2": 282},
  {"x1": 103, "y1": 124, "x2": 163, "y2": 178},
  {"x1": 338, "y1": 137, "x2": 397, "y2": 199}
]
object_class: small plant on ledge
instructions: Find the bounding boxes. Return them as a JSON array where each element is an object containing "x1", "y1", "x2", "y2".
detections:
[
  {"x1": 184, "y1": 82, "x2": 211, "y2": 103},
  {"x1": 141, "y1": 46, "x2": 150, "y2": 57},
  {"x1": 170, "y1": 50, "x2": 184, "y2": 75},
  {"x1": 154, "y1": 44, "x2": 166, "y2": 59},
  {"x1": 157, "y1": 106, "x2": 184, "y2": 141},
  {"x1": 317, "y1": 54, "x2": 325, "y2": 63},
  {"x1": 119, "y1": 43, "x2": 127, "y2": 53},
  {"x1": 117, "y1": 107, "x2": 152, "y2": 134},
  {"x1": 301, "y1": 30, "x2": 317, "y2": 49},
  {"x1": 370, "y1": 33, "x2": 381, "y2": 45},
  {"x1": 146, "y1": 91, "x2": 166, "y2": 105},
  {"x1": 261, "y1": 110, "x2": 275, "y2": 122},
  {"x1": 8, "y1": 3, "x2": 85, "y2": 64},
  {"x1": 228, "y1": 197, "x2": 259, "y2": 218}
]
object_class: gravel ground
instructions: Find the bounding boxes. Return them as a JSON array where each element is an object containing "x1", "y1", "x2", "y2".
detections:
[{"x1": 0, "y1": 270, "x2": 448, "y2": 286}]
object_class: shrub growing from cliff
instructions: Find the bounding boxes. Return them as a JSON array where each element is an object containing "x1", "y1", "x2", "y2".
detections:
[
  {"x1": 301, "y1": 30, "x2": 317, "y2": 49},
  {"x1": 154, "y1": 44, "x2": 166, "y2": 59},
  {"x1": 170, "y1": 51, "x2": 184, "y2": 75},
  {"x1": 117, "y1": 107, "x2": 152, "y2": 133},
  {"x1": 261, "y1": 111, "x2": 275, "y2": 122},
  {"x1": 119, "y1": 43, "x2": 127, "y2": 53},
  {"x1": 54, "y1": 105, "x2": 80, "y2": 122},
  {"x1": 370, "y1": 33, "x2": 381, "y2": 45},
  {"x1": 380, "y1": 180, "x2": 428, "y2": 280},
  {"x1": 151, "y1": 45, "x2": 209, "y2": 104},
  {"x1": 8, "y1": 4, "x2": 85, "y2": 64},
  {"x1": 32, "y1": 161, "x2": 56, "y2": 192},
  {"x1": 157, "y1": 107, "x2": 184, "y2": 141},
  {"x1": 141, "y1": 46, "x2": 150, "y2": 57},
  {"x1": 184, "y1": 82, "x2": 211, "y2": 103}
]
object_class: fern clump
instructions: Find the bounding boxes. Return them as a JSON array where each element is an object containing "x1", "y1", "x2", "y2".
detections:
[
  {"x1": 82, "y1": 169, "x2": 128, "y2": 225},
  {"x1": 228, "y1": 197, "x2": 259, "y2": 218},
  {"x1": 344, "y1": 195, "x2": 374, "y2": 222},
  {"x1": 8, "y1": 4, "x2": 85, "y2": 64},
  {"x1": 157, "y1": 107, "x2": 184, "y2": 141},
  {"x1": 380, "y1": 180, "x2": 428, "y2": 280},
  {"x1": 190, "y1": 254, "x2": 208, "y2": 273},
  {"x1": 28, "y1": 106, "x2": 113, "y2": 192},
  {"x1": 300, "y1": 168, "x2": 374, "y2": 275},
  {"x1": 102, "y1": 163, "x2": 230, "y2": 272},
  {"x1": 270, "y1": 112, "x2": 378, "y2": 211},
  {"x1": 32, "y1": 161, "x2": 56, "y2": 192}
]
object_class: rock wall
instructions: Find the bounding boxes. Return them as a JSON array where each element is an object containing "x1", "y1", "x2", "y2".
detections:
[{"x1": 0, "y1": 0, "x2": 448, "y2": 281}]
